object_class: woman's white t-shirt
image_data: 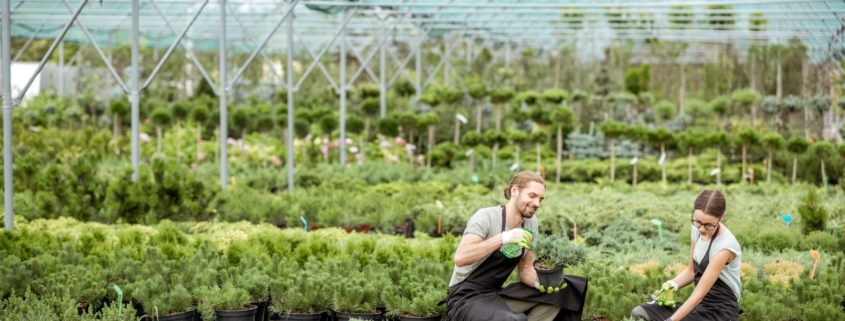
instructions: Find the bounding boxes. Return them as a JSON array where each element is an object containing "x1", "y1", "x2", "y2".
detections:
[{"x1": 691, "y1": 224, "x2": 743, "y2": 302}]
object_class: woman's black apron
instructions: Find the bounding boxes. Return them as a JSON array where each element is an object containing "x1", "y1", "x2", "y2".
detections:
[
  {"x1": 638, "y1": 225, "x2": 740, "y2": 321},
  {"x1": 439, "y1": 207, "x2": 589, "y2": 321}
]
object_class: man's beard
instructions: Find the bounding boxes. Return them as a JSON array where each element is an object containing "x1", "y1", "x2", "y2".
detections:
[{"x1": 516, "y1": 199, "x2": 537, "y2": 218}]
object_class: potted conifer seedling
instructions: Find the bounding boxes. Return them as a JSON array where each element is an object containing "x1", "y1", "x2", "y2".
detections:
[
  {"x1": 132, "y1": 274, "x2": 196, "y2": 320},
  {"x1": 330, "y1": 266, "x2": 382, "y2": 321},
  {"x1": 195, "y1": 281, "x2": 256, "y2": 321},
  {"x1": 268, "y1": 259, "x2": 332, "y2": 321},
  {"x1": 531, "y1": 234, "x2": 587, "y2": 291}
]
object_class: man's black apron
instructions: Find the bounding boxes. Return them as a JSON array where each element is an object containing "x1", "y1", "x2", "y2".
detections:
[
  {"x1": 638, "y1": 225, "x2": 740, "y2": 321},
  {"x1": 440, "y1": 207, "x2": 588, "y2": 321}
]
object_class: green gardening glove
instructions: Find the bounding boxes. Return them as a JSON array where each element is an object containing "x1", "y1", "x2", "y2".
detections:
[{"x1": 534, "y1": 278, "x2": 567, "y2": 294}]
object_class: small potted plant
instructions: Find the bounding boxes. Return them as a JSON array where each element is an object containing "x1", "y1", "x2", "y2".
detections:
[
  {"x1": 531, "y1": 234, "x2": 587, "y2": 289},
  {"x1": 268, "y1": 259, "x2": 331, "y2": 321},
  {"x1": 195, "y1": 281, "x2": 256, "y2": 321},
  {"x1": 132, "y1": 274, "x2": 196, "y2": 321},
  {"x1": 382, "y1": 285, "x2": 445, "y2": 321},
  {"x1": 330, "y1": 273, "x2": 381, "y2": 321}
]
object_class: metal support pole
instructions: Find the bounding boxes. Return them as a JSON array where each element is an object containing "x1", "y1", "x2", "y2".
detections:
[
  {"x1": 130, "y1": 0, "x2": 140, "y2": 179},
  {"x1": 3, "y1": 0, "x2": 12, "y2": 230},
  {"x1": 219, "y1": 0, "x2": 228, "y2": 190},
  {"x1": 416, "y1": 25, "x2": 422, "y2": 102},
  {"x1": 379, "y1": 18, "x2": 387, "y2": 118},
  {"x1": 58, "y1": 40, "x2": 64, "y2": 96},
  {"x1": 287, "y1": 7, "x2": 295, "y2": 194},
  {"x1": 339, "y1": 9, "x2": 348, "y2": 165},
  {"x1": 444, "y1": 34, "x2": 450, "y2": 86}
]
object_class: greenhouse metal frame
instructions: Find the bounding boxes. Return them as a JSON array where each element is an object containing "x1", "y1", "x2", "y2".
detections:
[{"x1": 2, "y1": 0, "x2": 845, "y2": 230}]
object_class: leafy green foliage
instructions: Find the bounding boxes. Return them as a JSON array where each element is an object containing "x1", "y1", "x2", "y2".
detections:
[
  {"x1": 357, "y1": 84, "x2": 381, "y2": 100},
  {"x1": 810, "y1": 95, "x2": 832, "y2": 114},
  {"x1": 762, "y1": 96, "x2": 780, "y2": 115},
  {"x1": 624, "y1": 64, "x2": 651, "y2": 95},
  {"x1": 543, "y1": 89, "x2": 568, "y2": 104},
  {"x1": 708, "y1": 96, "x2": 731, "y2": 118},
  {"x1": 731, "y1": 88, "x2": 761, "y2": 112},
  {"x1": 461, "y1": 131, "x2": 483, "y2": 147},
  {"x1": 737, "y1": 127, "x2": 762, "y2": 147},
  {"x1": 360, "y1": 98, "x2": 380, "y2": 117},
  {"x1": 786, "y1": 137, "x2": 809, "y2": 154},
  {"x1": 377, "y1": 117, "x2": 399, "y2": 137},
  {"x1": 483, "y1": 129, "x2": 508, "y2": 147},
  {"x1": 598, "y1": 120, "x2": 627, "y2": 139},
  {"x1": 195, "y1": 281, "x2": 251, "y2": 321},
  {"x1": 270, "y1": 258, "x2": 333, "y2": 315},
  {"x1": 347, "y1": 115, "x2": 365, "y2": 135},
  {"x1": 654, "y1": 100, "x2": 676, "y2": 123},
  {"x1": 465, "y1": 82, "x2": 488, "y2": 100},
  {"x1": 783, "y1": 95, "x2": 804, "y2": 113},
  {"x1": 762, "y1": 133, "x2": 785, "y2": 151}
]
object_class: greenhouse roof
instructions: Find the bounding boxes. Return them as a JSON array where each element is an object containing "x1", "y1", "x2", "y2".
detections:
[{"x1": 5, "y1": 0, "x2": 845, "y2": 62}]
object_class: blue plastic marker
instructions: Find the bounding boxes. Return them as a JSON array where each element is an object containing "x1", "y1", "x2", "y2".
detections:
[
  {"x1": 782, "y1": 214, "x2": 793, "y2": 228},
  {"x1": 300, "y1": 216, "x2": 308, "y2": 232},
  {"x1": 471, "y1": 174, "x2": 479, "y2": 186}
]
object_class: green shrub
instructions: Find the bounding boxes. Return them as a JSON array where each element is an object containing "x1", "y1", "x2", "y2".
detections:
[
  {"x1": 755, "y1": 228, "x2": 802, "y2": 254},
  {"x1": 531, "y1": 233, "x2": 587, "y2": 270},
  {"x1": 798, "y1": 188, "x2": 828, "y2": 235},
  {"x1": 195, "y1": 281, "x2": 251, "y2": 321},
  {"x1": 802, "y1": 231, "x2": 840, "y2": 254}
]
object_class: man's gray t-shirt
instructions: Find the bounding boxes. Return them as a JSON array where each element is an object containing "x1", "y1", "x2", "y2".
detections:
[
  {"x1": 448, "y1": 205, "x2": 539, "y2": 287},
  {"x1": 691, "y1": 224, "x2": 742, "y2": 302}
]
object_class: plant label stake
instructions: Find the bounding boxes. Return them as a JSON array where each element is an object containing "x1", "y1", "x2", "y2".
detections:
[
  {"x1": 810, "y1": 250, "x2": 820, "y2": 280},
  {"x1": 630, "y1": 157, "x2": 638, "y2": 165},
  {"x1": 651, "y1": 219, "x2": 663, "y2": 242},
  {"x1": 471, "y1": 174, "x2": 479, "y2": 186},
  {"x1": 782, "y1": 214, "x2": 793, "y2": 228},
  {"x1": 456, "y1": 113, "x2": 468, "y2": 124},
  {"x1": 436, "y1": 200, "x2": 444, "y2": 234},
  {"x1": 300, "y1": 216, "x2": 308, "y2": 232},
  {"x1": 465, "y1": 148, "x2": 474, "y2": 157},
  {"x1": 113, "y1": 284, "x2": 123, "y2": 316},
  {"x1": 710, "y1": 168, "x2": 721, "y2": 176},
  {"x1": 658, "y1": 153, "x2": 666, "y2": 166},
  {"x1": 510, "y1": 163, "x2": 520, "y2": 171}
]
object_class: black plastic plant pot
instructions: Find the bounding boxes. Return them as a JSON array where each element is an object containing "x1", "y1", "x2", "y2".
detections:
[
  {"x1": 217, "y1": 305, "x2": 258, "y2": 321},
  {"x1": 251, "y1": 300, "x2": 270, "y2": 321},
  {"x1": 272, "y1": 312, "x2": 323, "y2": 321},
  {"x1": 398, "y1": 316, "x2": 441, "y2": 321},
  {"x1": 535, "y1": 266, "x2": 564, "y2": 289},
  {"x1": 191, "y1": 301, "x2": 201, "y2": 321},
  {"x1": 156, "y1": 310, "x2": 196, "y2": 321},
  {"x1": 335, "y1": 311, "x2": 381, "y2": 321}
]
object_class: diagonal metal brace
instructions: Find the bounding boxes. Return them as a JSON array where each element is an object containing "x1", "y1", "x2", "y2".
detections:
[
  {"x1": 150, "y1": 0, "x2": 219, "y2": 96},
  {"x1": 346, "y1": 11, "x2": 409, "y2": 87},
  {"x1": 13, "y1": 0, "x2": 89, "y2": 106},
  {"x1": 422, "y1": 35, "x2": 463, "y2": 89},
  {"x1": 228, "y1": 0, "x2": 299, "y2": 90},
  {"x1": 227, "y1": 1, "x2": 286, "y2": 89},
  {"x1": 142, "y1": 0, "x2": 209, "y2": 91},
  {"x1": 294, "y1": 7, "x2": 358, "y2": 91},
  {"x1": 294, "y1": 28, "x2": 339, "y2": 93},
  {"x1": 61, "y1": 0, "x2": 129, "y2": 94}
]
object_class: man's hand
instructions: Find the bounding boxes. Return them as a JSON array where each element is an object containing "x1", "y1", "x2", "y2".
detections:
[
  {"x1": 501, "y1": 229, "x2": 532, "y2": 249},
  {"x1": 534, "y1": 278, "x2": 567, "y2": 293}
]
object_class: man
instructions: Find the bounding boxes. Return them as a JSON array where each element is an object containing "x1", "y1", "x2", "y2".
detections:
[{"x1": 441, "y1": 171, "x2": 588, "y2": 321}]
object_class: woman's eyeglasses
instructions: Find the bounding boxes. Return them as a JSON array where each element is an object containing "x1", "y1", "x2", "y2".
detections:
[{"x1": 690, "y1": 214, "x2": 720, "y2": 231}]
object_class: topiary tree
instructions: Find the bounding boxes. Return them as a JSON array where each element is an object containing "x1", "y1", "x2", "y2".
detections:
[
  {"x1": 518, "y1": 90, "x2": 542, "y2": 107},
  {"x1": 598, "y1": 120, "x2": 627, "y2": 182},
  {"x1": 461, "y1": 131, "x2": 483, "y2": 173},
  {"x1": 376, "y1": 117, "x2": 398, "y2": 138},
  {"x1": 293, "y1": 118, "x2": 311, "y2": 164},
  {"x1": 232, "y1": 106, "x2": 254, "y2": 162},
  {"x1": 109, "y1": 97, "x2": 130, "y2": 155},
  {"x1": 435, "y1": 86, "x2": 465, "y2": 145},
  {"x1": 625, "y1": 124, "x2": 649, "y2": 186},
  {"x1": 570, "y1": 89, "x2": 588, "y2": 127},
  {"x1": 191, "y1": 102, "x2": 210, "y2": 164},
  {"x1": 731, "y1": 88, "x2": 761, "y2": 126},
  {"x1": 809, "y1": 141, "x2": 835, "y2": 186},
  {"x1": 654, "y1": 100, "x2": 676, "y2": 127},
  {"x1": 736, "y1": 127, "x2": 761, "y2": 184},
  {"x1": 810, "y1": 95, "x2": 832, "y2": 138},
  {"x1": 508, "y1": 129, "x2": 529, "y2": 169},
  {"x1": 418, "y1": 112, "x2": 441, "y2": 168},
  {"x1": 275, "y1": 105, "x2": 288, "y2": 150},
  {"x1": 786, "y1": 137, "x2": 809, "y2": 185},
  {"x1": 255, "y1": 115, "x2": 275, "y2": 168},
  {"x1": 347, "y1": 115, "x2": 366, "y2": 164},
  {"x1": 708, "y1": 96, "x2": 731, "y2": 127},
  {"x1": 357, "y1": 83, "x2": 381, "y2": 101},
  {"x1": 319, "y1": 114, "x2": 339, "y2": 164},
  {"x1": 707, "y1": 131, "x2": 731, "y2": 185},
  {"x1": 677, "y1": 129, "x2": 708, "y2": 183},
  {"x1": 531, "y1": 129, "x2": 549, "y2": 173},
  {"x1": 393, "y1": 79, "x2": 416, "y2": 111},
  {"x1": 395, "y1": 112, "x2": 420, "y2": 167},
  {"x1": 360, "y1": 97, "x2": 381, "y2": 142},
  {"x1": 761, "y1": 133, "x2": 785, "y2": 183},
  {"x1": 550, "y1": 106, "x2": 575, "y2": 183},
  {"x1": 171, "y1": 100, "x2": 192, "y2": 163},
  {"x1": 490, "y1": 87, "x2": 516, "y2": 130},
  {"x1": 685, "y1": 98, "x2": 710, "y2": 128},
  {"x1": 761, "y1": 95, "x2": 780, "y2": 118},
  {"x1": 783, "y1": 95, "x2": 804, "y2": 132},
  {"x1": 150, "y1": 107, "x2": 172, "y2": 156},
  {"x1": 648, "y1": 127, "x2": 676, "y2": 184},
  {"x1": 484, "y1": 129, "x2": 508, "y2": 170},
  {"x1": 466, "y1": 82, "x2": 488, "y2": 133}
]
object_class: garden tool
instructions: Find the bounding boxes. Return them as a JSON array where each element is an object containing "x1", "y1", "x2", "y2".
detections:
[
  {"x1": 502, "y1": 228, "x2": 534, "y2": 258},
  {"x1": 649, "y1": 282, "x2": 677, "y2": 308}
]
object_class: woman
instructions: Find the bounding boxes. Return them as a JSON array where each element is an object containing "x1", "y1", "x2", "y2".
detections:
[{"x1": 631, "y1": 189, "x2": 742, "y2": 321}]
